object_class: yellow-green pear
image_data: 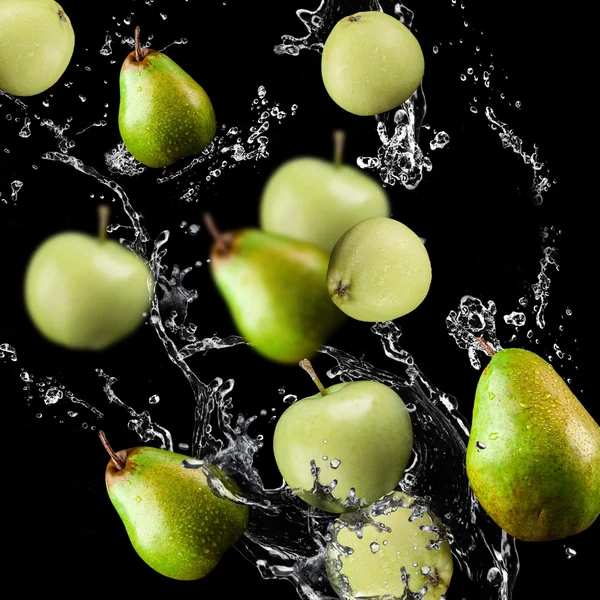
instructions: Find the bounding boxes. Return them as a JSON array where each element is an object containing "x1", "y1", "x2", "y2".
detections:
[
  {"x1": 100, "y1": 431, "x2": 250, "y2": 581},
  {"x1": 466, "y1": 342, "x2": 600, "y2": 541},
  {"x1": 206, "y1": 214, "x2": 345, "y2": 364},
  {"x1": 118, "y1": 26, "x2": 216, "y2": 168}
]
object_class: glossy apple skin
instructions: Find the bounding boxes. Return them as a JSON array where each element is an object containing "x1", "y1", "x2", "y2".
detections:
[
  {"x1": 326, "y1": 492, "x2": 454, "y2": 600},
  {"x1": 273, "y1": 381, "x2": 413, "y2": 513},
  {"x1": 321, "y1": 11, "x2": 424, "y2": 116},
  {"x1": 24, "y1": 233, "x2": 154, "y2": 350},
  {"x1": 327, "y1": 216, "x2": 432, "y2": 322},
  {"x1": 260, "y1": 157, "x2": 390, "y2": 254},
  {"x1": 0, "y1": 0, "x2": 74, "y2": 96}
]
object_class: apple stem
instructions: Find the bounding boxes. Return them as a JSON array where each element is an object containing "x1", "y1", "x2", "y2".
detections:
[
  {"x1": 98, "y1": 204, "x2": 110, "y2": 242},
  {"x1": 203, "y1": 212, "x2": 233, "y2": 254},
  {"x1": 299, "y1": 359, "x2": 328, "y2": 396},
  {"x1": 98, "y1": 430, "x2": 126, "y2": 471},
  {"x1": 333, "y1": 129, "x2": 345, "y2": 167},
  {"x1": 476, "y1": 337, "x2": 496, "y2": 357}
]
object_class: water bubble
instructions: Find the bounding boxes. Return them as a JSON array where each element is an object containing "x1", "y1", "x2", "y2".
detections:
[
  {"x1": 565, "y1": 547, "x2": 577, "y2": 559},
  {"x1": 44, "y1": 387, "x2": 63, "y2": 405},
  {"x1": 330, "y1": 458, "x2": 341, "y2": 469},
  {"x1": 370, "y1": 542, "x2": 380, "y2": 554},
  {"x1": 149, "y1": 394, "x2": 160, "y2": 405},
  {"x1": 430, "y1": 131, "x2": 450, "y2": 150},
  {"x1": 504, "y1": 311, "x2": 526, "y2": 327},
  {"x1": 475, "y1": 441, "x2": 486, "y2": 451}
]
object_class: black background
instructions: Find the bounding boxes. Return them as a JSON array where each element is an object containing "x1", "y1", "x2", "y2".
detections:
[{"x1": 1, "y1": 0, "x2": 594, "y2": 597}]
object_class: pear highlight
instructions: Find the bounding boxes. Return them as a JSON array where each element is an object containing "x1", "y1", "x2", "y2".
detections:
[
  {"x1": 466, "y1": 342, "x2": 600, "y2": 542},
  {"x1": 118, "y1": 26, "x2": 216, "y2": 168}
]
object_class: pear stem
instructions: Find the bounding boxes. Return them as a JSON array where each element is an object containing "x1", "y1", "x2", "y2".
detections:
[
  {"x1": 476, "y1": 337, "x2": 497, "y2": 357},
  {"x1": 299, "y1": 359, "x2": 328, "y2": 396},
  {"x1": 134, "y1": 26, "x2": 144, "y2": 62},
  {"x1": 333, "y1": 129, "x2": 345, "y2": 167},
  {"x1": 98, "y1": 430, "x2": 126, "y2": 471},
  {"x1": 98, "y1": 204, "x2": 110, "y2": 242},
  {"x1": 203, "y1": 212, "x2": 232, "y2": 254}
]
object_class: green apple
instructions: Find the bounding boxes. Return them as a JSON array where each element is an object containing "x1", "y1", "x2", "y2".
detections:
[
  {"x1": 321, "y1": 11, "x2": 424, "y2": 116},
  {"x1": 272, "y1": 360, "x2": 413, "y2": 513},
  {"x1": 326, "y1": 491, "x2": 454, "y2": 599},
  {"x1": 24, "y1": 205, "x2": 154, "y2": 350},
  {"x1": 0, "y1": 0, "x2": 75, "y2": 97},
  {"x1": 327, "y1": 216, "x2": 432, "y2": 322},
  {"x1": 259, "y1": 130, "x2": 390, "y2": 254}
]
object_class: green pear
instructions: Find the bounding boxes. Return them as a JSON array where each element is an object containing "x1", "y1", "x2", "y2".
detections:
[
  {"x1": 326, "y1": 491, "x2": 454, "y2": 600},
  {"x1": 118, "y1": 26, "x2": 216, "y2": 168},
  {"x1": 0, "y1": 0, "x2": 74, "y2": 96},
  {"x1": 273, "y1": 360, "x2": 413, "y2": 513},
  {"x1": 100, "y1": 431, "x2": 250, "y2": 581},
  {"x1": 24, "y1": 206, "x2": 154, "y2": 350},
  {"x1": 205, "y1": 214, "x2": 345, "y2": 364},
  {"x1": 259, "y1": 130, "x2": 390, "y2": 254},
  {"x1": 466, "y1": 342, "x2": 600, "y2": 541}
]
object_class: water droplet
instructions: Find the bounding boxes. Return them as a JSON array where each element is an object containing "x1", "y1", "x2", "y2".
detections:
[
  {"x1": 44, "y1": 387, "x2": 63, "y2": 405},
  {"x1": 330, "y1": 458, "x2": 341, "y2": 469},
  {"x1": 148, "y1": 394, "x2": 160, "y2": 405},
  {"x1": 370, "y1": 542, "x2": 380, "y2": 553},
  {"x1": 565, "y1": 547, "x2": 577, "y2": 559},
  {"x1": 135, "y1": 495, "x2": 142, "y2": 503},
  {"x1": 488, "y1": 432, "x2": 499, "y2": 440},
  {"x1": 475, "y1": 441, "x2": 486, "y2": 451}
]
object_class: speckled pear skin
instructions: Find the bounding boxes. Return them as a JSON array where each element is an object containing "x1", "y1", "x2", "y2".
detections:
[
  {"x1": 466, "y1": 347, "x2": 600, "y2": 541},
  {"x1": 209, "y1": 229, "x2": 345, "y2": 364},
  {"x1": 118, "y1": 48, "x2": 216, "y2": 168},
  {"x1": 105, "y1": 446, "x2": 249, "y2": 581}
]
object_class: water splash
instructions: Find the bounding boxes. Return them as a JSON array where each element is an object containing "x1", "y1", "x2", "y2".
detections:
[
  {"x1": 273, "y1": 0, "x2": 332, "y2": 56},
  {"x1": 0, "y1": 343, "x2": 18, "y2": 362},
  {"x1": 446, "y1": 296, "x2": 502, "y2": 369},
  {"x1": 485, "y1": 107, "x2": 553, "y2": 206},
  {"x1": 105, "y1": 142, "x2": 147, "y2": 176},
  {"x1": 99, "y1": 34, "x2": 113, "y2": 56},
  {"x1": 531, "y1": 241, "x2": 559, "y2": 330}
]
